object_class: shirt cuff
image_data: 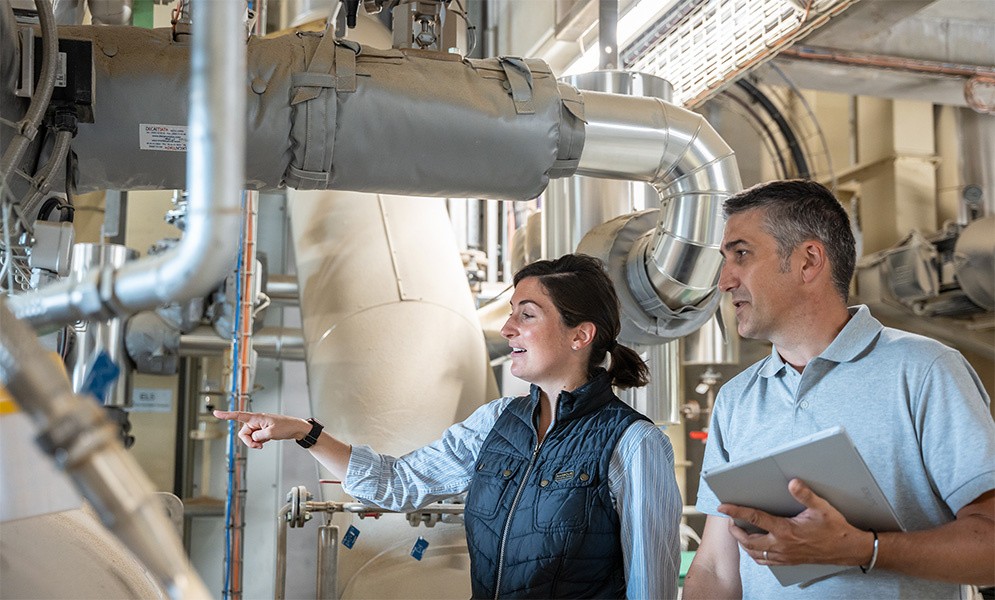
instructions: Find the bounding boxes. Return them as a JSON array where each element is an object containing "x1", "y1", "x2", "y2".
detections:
[{"x1": 343, "y1": 444, "x2": 381, "y2": 500}]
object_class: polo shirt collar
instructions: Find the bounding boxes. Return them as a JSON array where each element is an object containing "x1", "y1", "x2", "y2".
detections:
[{"x1": 760, "y1": 305, "x2": 882, "y2": 378}]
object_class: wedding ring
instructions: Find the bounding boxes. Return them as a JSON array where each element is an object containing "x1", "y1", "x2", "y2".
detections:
[{"x1": 763, "y1": 550, "x2": 769, "y2": 561}]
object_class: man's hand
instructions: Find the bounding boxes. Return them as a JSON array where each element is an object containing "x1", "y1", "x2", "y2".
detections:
[
  {"x1": 718, "y1": 478, "x2": 873, "y2": 568},
  {"x1": 214, "y1": 410, "x2": 309, "y2": 449}
]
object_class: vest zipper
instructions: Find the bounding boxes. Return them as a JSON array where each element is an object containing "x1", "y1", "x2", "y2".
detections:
[{"x1": 493, "y1": 436, "x2": 546, "y2": 599}]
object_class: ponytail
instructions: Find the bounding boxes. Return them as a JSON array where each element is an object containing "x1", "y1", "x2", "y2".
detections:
[{"x1": 601, "y1": 342, "x2": 650, "y2": 389}]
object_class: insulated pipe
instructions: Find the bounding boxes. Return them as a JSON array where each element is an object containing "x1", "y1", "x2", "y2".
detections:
[
  {"x1": 6, "y1": 0, "x2": 246, "y2": 332},
  {"x1": 0, "y1": 300, "x2": 211, "y2": 600}
]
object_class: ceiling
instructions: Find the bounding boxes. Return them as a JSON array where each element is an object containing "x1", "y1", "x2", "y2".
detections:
[{"x1": 754, "y1": 0, "x2": 995, "y2": 107}]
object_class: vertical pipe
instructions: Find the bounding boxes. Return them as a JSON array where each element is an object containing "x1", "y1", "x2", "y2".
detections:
[
  {"x1": 316, "y1": 524, "x2": 339, "y2": 600},
  {"x1": 275, "y1": 505, "x2": 291, "y2": 600},
  {"x1": 67, "y1": 243, "x2": 136, "y2": 406},
  {"x1": 486, "y1": 200, "x2": 499, "y2": 283}
]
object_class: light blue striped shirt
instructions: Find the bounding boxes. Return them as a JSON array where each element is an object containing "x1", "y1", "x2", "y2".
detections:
[{"x1": 345, "y1": 395, "x2": 683, "y2": 600}]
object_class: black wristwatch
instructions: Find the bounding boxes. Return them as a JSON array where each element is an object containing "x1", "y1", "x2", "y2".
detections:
[{"x1": 296, "y1": 418, "x2": 324, "y2": 449}]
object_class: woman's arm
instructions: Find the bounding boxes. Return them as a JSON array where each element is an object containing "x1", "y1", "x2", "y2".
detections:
[
  {"x1": 610, "y1": 422, "x2": 683, "y2": 600},
  {"x1": 215, "y1": 398, "x2": 511, "y2": 511},
  {"x1": 214, "y1": 410, "x2": 352, "y2": 479}
]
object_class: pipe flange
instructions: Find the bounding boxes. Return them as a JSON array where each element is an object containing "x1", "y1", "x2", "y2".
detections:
[
  {"x1": 287, "y1": 485, "x2": 312, "y2": 528},
  {"x1": 577, "y1": 209, "x2": 721, "y2": 345}
]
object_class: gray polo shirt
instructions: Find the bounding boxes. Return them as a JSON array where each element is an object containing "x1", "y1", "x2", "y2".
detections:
[{"x1": 697, "y1": 305, "x2": 995, "y2": 599}]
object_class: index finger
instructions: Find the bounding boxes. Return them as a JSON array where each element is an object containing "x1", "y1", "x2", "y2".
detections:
[{"x1": 213, "y1": 410, "x2": 254, "y2": 422}]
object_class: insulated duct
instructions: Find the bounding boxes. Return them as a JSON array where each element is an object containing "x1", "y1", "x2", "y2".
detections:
[
  {"x1": 6, "y1": 3, "x2": 245, "y2": 333},
  {"x1": 288, "y1": 190, "x2": 492, "y2": 599},
  {"x1": 5, "y1": 22, "x2": 739, "y2": 340},
  {"x1": 25, "y1": 25, "x2": 576, "y2": 200}
]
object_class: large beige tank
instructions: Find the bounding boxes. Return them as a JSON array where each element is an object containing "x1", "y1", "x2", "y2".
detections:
[{"x1": 289, "y1": 190, "x2": 494, "y2": 598}]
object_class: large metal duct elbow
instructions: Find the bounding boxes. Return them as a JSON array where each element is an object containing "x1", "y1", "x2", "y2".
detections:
[{"x1": 573, "y1": 86, "x2": 741, "y2": 343}]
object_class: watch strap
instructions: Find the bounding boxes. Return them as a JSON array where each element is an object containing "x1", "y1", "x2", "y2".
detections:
[{"x1": 296, "y1": 418, "x2": 323, "y2": 448}]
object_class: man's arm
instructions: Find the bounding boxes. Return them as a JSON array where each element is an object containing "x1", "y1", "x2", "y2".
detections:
[
  {"x1": 682, "y1": 515, "x2": 742, "y2": 600},
  {"x1": 721, "y1": 479, "x2": 995, "y2": 585}
]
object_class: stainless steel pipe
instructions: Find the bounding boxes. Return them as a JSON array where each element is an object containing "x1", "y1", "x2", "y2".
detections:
[{"x1": 7, "y1": 0, "x2": 246, "y2": 332}]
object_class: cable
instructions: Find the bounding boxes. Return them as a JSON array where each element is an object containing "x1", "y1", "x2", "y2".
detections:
[
  {"x1": 715, "y1": 91, "x2": 789, "y2": 179},
  {"x1": 734, "y1": 78, "x2": 811, "y2": 179},
  {"x1": 222, "y1": 192, "x2": 247, "y2": 600},
  {"x1": 765, "y1": 63, "x2": 837, "y2": 189},
  {"x1": 0, "y1": 0, "x2": 59, "y2": 187}
]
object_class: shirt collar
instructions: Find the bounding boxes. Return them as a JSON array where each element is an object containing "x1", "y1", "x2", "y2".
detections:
[
  {"x1": 760, "y1": 305, "x2": 882, "y2": 378},
  {"x1": 528, "y1": 368, "x2": 613, "y2": 422}
]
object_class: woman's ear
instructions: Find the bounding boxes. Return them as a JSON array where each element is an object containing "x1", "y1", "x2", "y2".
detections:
[{"x1": 573, "y1": 322, "x2": 596, "y2": 350}]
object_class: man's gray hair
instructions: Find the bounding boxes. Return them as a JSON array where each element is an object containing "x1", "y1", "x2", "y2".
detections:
[{"x1": 724, "y1": 180, "x2": 856, "y2": 301}]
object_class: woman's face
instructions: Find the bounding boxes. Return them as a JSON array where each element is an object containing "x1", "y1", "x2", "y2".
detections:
[{"x1": 501, "y1": 276, "x2": 590, "y2": 394}]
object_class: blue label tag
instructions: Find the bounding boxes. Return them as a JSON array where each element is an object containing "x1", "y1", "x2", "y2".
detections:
[
  {"x1": 82, "y1": 351, "x2": 121, "y2": 404},
  {"x1": 342, "y1": 525, "x2": 360, "y2": 549},
  {"x1": 410, "y1": 536, "x2": 429, "y2": 561}
]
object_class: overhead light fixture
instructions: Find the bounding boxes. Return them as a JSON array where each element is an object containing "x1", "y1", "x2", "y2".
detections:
[{"x1": 628, "y1": 0, "x2": 858, "y2": 107}]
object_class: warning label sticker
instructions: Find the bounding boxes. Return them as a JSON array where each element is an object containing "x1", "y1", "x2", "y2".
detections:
[{"x1": 140, "y1": 123, "x2": 187, "y2": 152}]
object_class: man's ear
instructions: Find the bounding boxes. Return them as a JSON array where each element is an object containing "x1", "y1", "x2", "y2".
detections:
[
  {"x1": 573, "y1": 322, "x2": 597, "y2": 349},
  {"x1": 799, "y1": 240, "x2": 828, "y2": 284}
]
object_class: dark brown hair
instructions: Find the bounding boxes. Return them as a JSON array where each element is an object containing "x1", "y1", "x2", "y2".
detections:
[{"x1": 513, "y1": 254, "x2": 649, "y2": 389}]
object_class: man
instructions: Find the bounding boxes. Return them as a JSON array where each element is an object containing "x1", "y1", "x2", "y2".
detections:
[{"x1": 683, "y1": 180, "x2": 995, "y2": 598}]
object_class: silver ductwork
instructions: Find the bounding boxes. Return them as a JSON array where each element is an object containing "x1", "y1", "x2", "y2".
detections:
[{"x1": 575, "y1": 86, "x2": 741, "y2": 343}]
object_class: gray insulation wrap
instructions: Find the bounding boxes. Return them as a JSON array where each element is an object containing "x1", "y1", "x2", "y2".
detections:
[{"x1": 62, "y1": 26, "x2": 583, "y2": 200}]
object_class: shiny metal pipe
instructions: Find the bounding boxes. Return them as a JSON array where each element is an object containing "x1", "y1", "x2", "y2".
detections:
[
  {"x1": 576, "y1": 89, "x2": 740, "y2": 315},
  {"x1": 0, "y1": 300, "x2": 211, "y2": 600},
  {"x1": 316, "y1": 525, "x2": 339, "y2": 600},
  {"x1": 275, "y1": 504, "x2": 291, "y2": 600},
  {"x1": 266, "y1": 275, "x2": 300, "y2": 304},
  {"x1": 7, "y1": 0, "x2": 245, "y2": 332},
  {"x1": 180, "y1": 325, "x2": 305, "y2": 361},
  {"x1": 67, "y1": 244, "x2": 136, "y2": 406}
]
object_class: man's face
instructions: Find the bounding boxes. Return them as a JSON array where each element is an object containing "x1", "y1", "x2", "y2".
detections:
[{"x1": 718, "y1": 209, "x2": 800, "y2": 341}]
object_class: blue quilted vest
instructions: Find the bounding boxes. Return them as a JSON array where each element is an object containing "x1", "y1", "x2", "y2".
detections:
[{"x1": 464, "y1": 370, "x2": 650, "y2": 599}]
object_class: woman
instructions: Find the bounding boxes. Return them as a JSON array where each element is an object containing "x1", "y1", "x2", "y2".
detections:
[{"x1": 216, "y1": 253, "x2": 682, "y2": 599}]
